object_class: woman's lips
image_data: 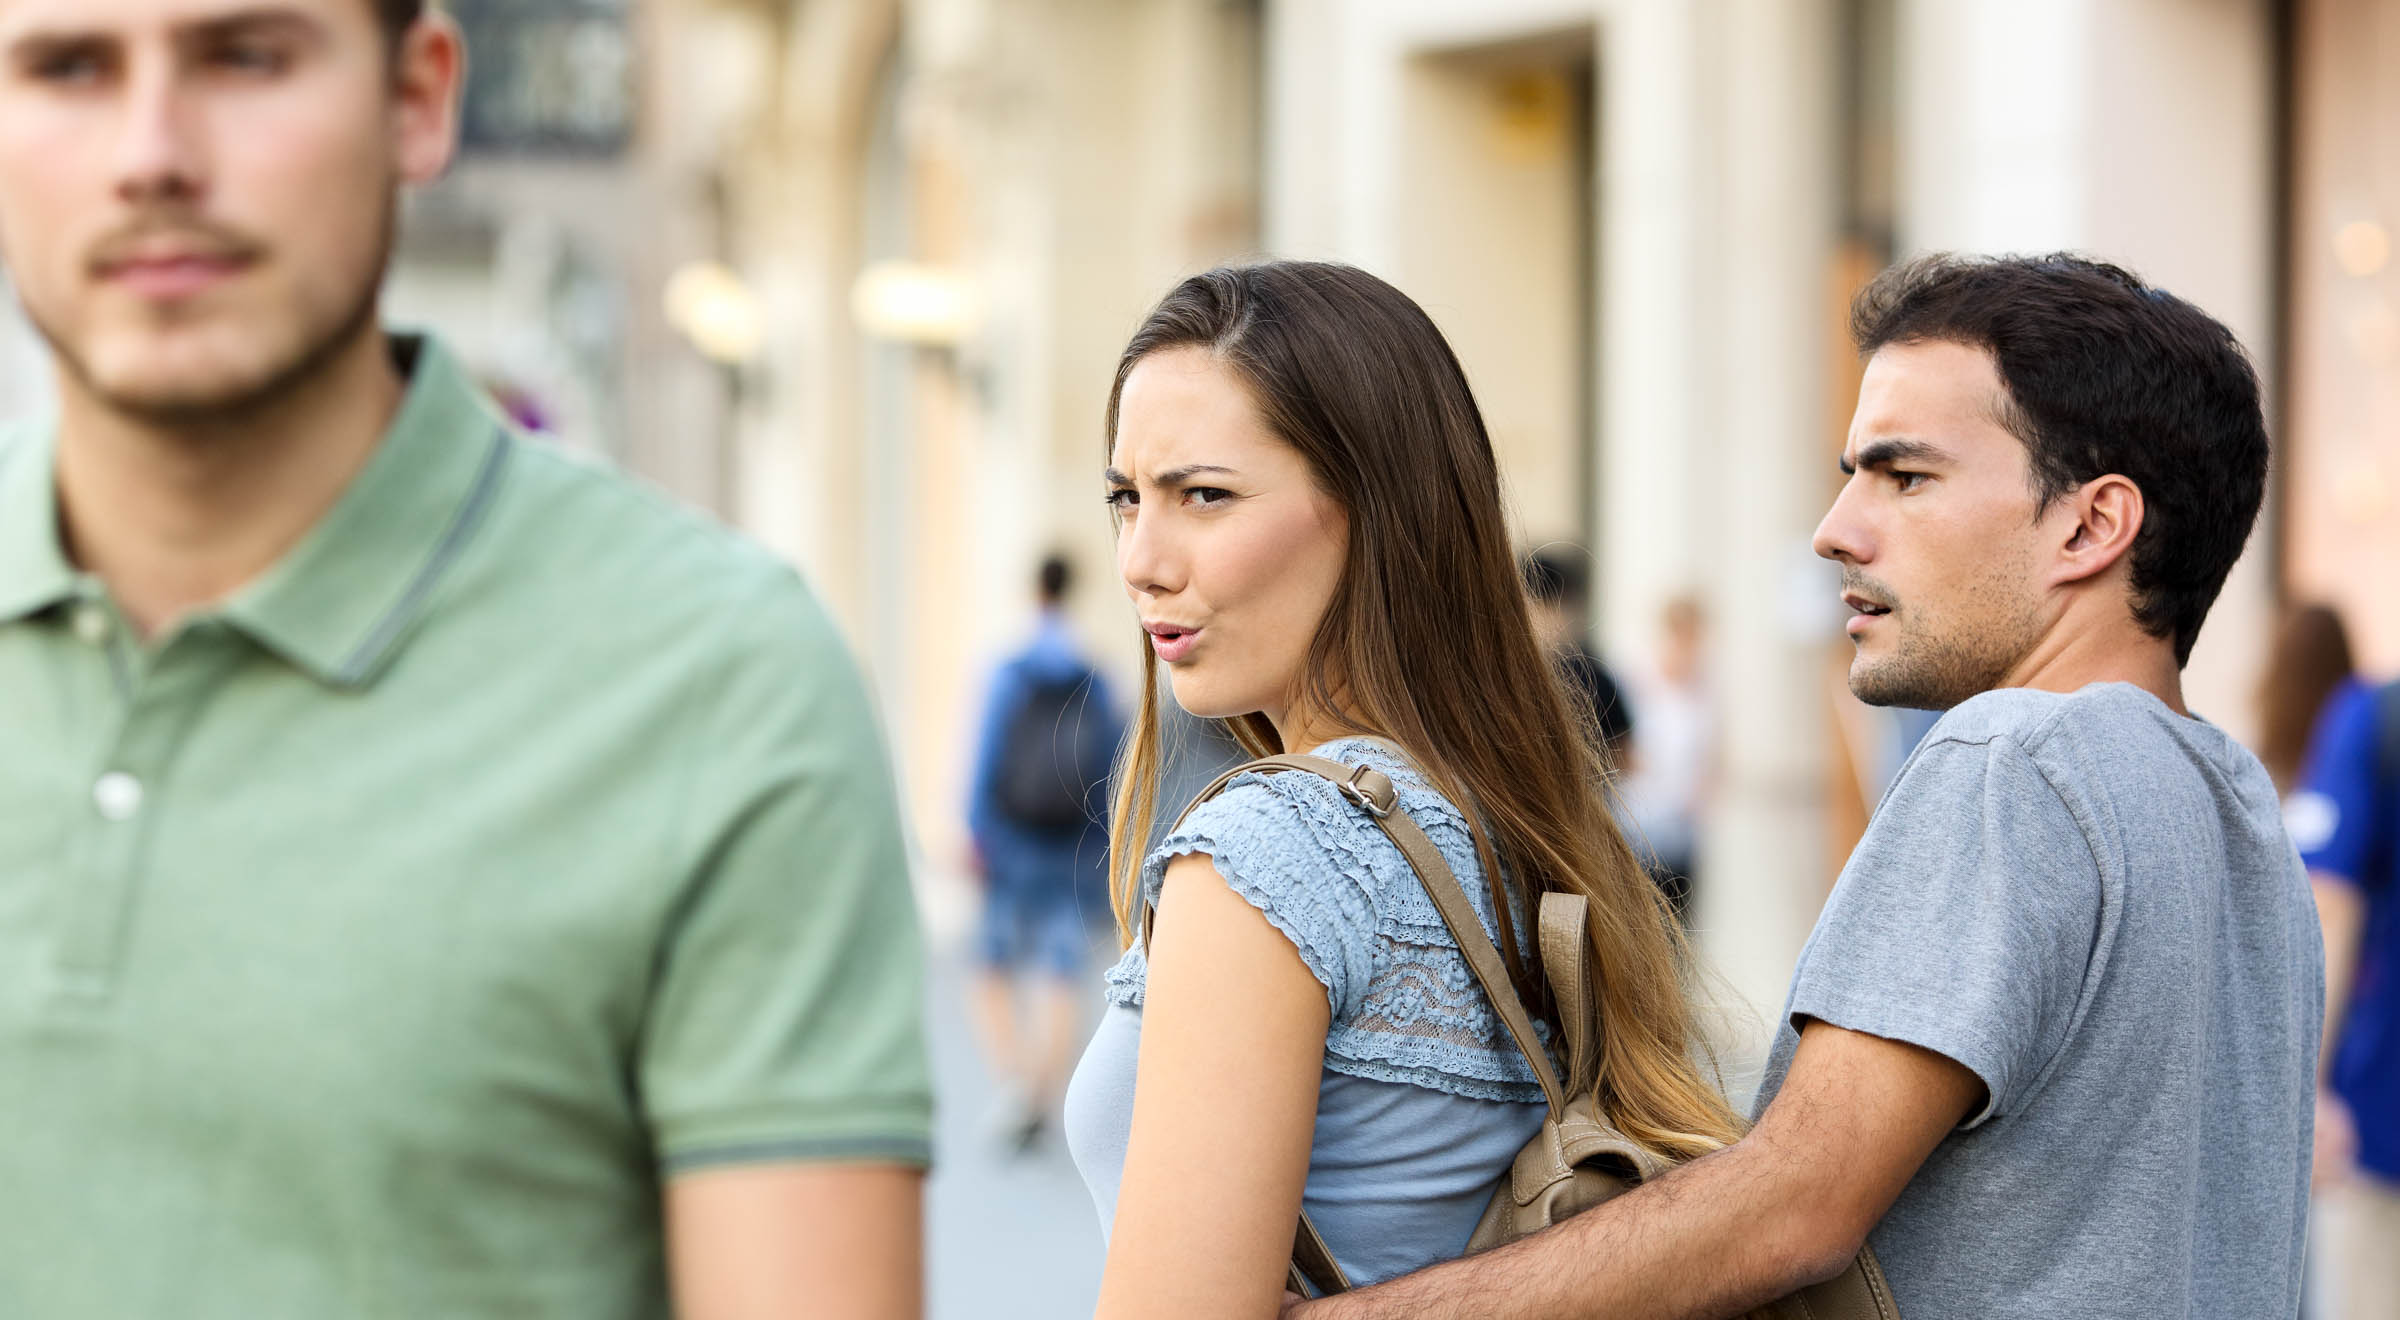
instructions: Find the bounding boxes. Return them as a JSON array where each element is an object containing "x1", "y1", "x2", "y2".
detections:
[{"x1": 1148, "y1": 627, "x2": 1200, "y2": 663}]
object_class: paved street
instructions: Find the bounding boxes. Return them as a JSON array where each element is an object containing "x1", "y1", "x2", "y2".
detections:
[{"x1": 923, "y1": 877, "x2": 1108, "y2": 1320}]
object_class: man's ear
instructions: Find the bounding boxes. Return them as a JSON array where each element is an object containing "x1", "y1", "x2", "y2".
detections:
[
  {"x1": 2051, "y1": 474, "x2": 2144, "y2": 587},
  {"x1": 393, "y1": 14, "x2": 466, "y2": 187}
]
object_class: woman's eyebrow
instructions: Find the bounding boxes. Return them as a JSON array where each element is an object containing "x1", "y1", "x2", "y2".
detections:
[{"x1": 1105, "y1": 464, "x2": 1239, "y2": 487}]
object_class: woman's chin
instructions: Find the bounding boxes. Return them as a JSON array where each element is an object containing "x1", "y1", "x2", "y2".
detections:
[{"x1": 1163, "y1": 675, "x2": 1243, "y2": 722}]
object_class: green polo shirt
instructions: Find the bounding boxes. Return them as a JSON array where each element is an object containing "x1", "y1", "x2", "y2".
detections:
[{"x1": 0, "y1": 337, "x2": 931, "y2": 1318}]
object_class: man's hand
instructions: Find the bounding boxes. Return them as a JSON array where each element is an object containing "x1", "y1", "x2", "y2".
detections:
[
  {"x1": 667, "y1": 1163, "x2": 924, "y2": 1320},
  {"x1": 1294, "y1": 1021, "x2": 1982, "y2": 1320}
]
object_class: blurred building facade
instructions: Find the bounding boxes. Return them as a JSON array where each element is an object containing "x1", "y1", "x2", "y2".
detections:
[
  {"x1": 2285, "y1": 0, "x2": 2400, "y2": 674},
  {"x1": 0, "y1": 0, "x2": 2389, "y2": 1038}
]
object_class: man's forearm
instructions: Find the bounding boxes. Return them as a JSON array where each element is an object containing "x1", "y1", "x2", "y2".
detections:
[{"x1": 1298, "y1": 1137, "x2": 1851, "y2": 1320}]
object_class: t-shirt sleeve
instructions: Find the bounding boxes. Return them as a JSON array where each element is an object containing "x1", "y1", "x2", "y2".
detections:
[
  {"x1": 641, "y1": 574, "x2": 933, "y2": 1175},
  {"x1": 1788, "y1": 734, "x2": 2103, "y2": 1127},
  {"x1": 1148, "y1": 777, "x2": 1379, "y2": 1020},
  {"x1": 2295, "y1": 683, "x2": 2390, "y2": 895}
]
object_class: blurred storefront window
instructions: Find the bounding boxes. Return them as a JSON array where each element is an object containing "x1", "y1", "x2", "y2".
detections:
[{"x1": 452, "y1": 0, "x2": 635, "y2": 156}]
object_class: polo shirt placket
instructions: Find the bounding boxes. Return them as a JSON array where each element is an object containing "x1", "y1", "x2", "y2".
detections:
[{"x1": 51, "y1": 604, "x2": 247, "y2": 1004}]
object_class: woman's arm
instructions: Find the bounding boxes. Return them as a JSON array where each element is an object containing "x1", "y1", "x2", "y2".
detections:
[{"x1": 1095, "y1": 852, "x2": 1333, "y2": 1320}]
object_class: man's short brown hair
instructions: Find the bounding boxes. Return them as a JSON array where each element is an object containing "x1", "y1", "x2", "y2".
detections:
[{"x1": 376, "y1": 0, "x2": 426, "y2": 44}]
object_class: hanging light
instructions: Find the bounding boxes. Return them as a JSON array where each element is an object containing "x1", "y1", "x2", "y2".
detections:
[
  {"x1": 2334, "y1": 220, "x2": 2390, "y2": 279},
  {"x1": 664, "y1": 261, "x2": 765, "y2": 365},
  {"x1": 851, "y1": 261, "x2": 981, "y2": 347}
]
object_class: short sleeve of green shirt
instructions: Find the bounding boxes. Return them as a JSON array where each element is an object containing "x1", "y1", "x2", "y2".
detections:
[{"x1": 640, "y1": 571, "x2": 931, "y2": 1173}]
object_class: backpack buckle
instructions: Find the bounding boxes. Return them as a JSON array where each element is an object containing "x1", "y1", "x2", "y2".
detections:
[{"x1": 1337, "y1": 765, "x2": 1395, "y2": 818}]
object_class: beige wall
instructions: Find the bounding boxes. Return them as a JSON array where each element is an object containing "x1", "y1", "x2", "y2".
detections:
[
  {"x1": 1395, "y1": 49, "x2": 1590, "y2": 546},
  {"x1": 2284, "y1": 0, "x2": 2400, "y2": 676}
]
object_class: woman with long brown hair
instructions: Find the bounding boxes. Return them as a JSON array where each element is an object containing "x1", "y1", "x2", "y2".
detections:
[
  {"x1": 2255, "y1": 602, "x2": 2356, "y2": 794},
  {"x1": 1060, "y1": 263, "x2": 1745, "y2": 1316}
]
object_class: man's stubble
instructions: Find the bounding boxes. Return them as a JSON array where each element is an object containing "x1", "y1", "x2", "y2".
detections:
[
  {"x1": 1848, "y1": 549, "x2": 2047, "y2": 712},
  {"x1": 20, "y1": 191, "x2": 398, "y2": 433}
]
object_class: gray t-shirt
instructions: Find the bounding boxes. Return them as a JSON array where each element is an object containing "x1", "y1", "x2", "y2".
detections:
[{"x1": 1757, "y1": 683, "x2": 2322, "y2": 1319}]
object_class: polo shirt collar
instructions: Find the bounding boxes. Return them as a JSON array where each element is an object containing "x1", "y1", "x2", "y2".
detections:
[
  {"x1": 0, "y1": 424, "x2": 74, "y2": 625},
  {"x1": 220, "y1": 335, "x2": 512, "y2": 689}
]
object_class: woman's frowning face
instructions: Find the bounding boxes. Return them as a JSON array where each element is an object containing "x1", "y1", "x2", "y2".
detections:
[{"x1": 1106, "y1": 347, "x2": 1349, "y2": 739}]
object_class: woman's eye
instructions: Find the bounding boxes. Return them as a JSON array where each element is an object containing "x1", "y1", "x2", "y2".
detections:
[
  {"x1": 1185, "y1": 486, "x2": 1234, "y2": 507},
  {"x1": 1103, "y1": 489, "x2": 1138, "y2": 511}
]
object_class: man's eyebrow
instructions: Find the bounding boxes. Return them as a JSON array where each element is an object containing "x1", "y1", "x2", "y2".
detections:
[
  {"x1": 1839, "y1": 438, "x2": 1948, "y2": 476},
  {"x1": 5, "y1": 26, "x2": 110, "y2": 61},
  {"x1": 4, "y1": 7, "x2": 318, "y2": 57},
  {"x1": 1101, "y1": 464, "x2": 1239, "y2": 486},
  {"x1": 183, "y1": 9, "x2": 324, "y2": 44}
]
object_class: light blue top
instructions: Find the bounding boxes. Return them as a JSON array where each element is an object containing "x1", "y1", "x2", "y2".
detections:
[{"x1": 1062, "y1": 737, "x2": 1549, "y2": 1286}]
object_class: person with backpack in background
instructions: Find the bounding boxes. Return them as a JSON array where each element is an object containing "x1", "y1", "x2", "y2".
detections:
[
  {"x1": 967, "y1": 554, "x2": 1122, "y2": 1152},
  {"x1": 2287, "y1": 627, "x2": 2400, "y2": 1318}
]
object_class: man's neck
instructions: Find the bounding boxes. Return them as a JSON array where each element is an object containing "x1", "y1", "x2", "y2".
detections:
[
  {"x1": 53, "y1": 328, "x2": 405, "y2": 640},
  {"x1": 2001, "y1": 610, "x2": 2189, "y2": 717}
]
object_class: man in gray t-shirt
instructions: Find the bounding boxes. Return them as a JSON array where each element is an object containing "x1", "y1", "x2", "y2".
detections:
[
  {"x1": 1298, "y1": 256, "x2": 2320, "y2": 1320},
  {"x1": 1759, "y1": 683, "x2": 2321, "y2": 1316}
]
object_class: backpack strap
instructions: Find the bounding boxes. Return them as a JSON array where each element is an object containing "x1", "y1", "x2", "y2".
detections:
[{"x1": 1146, "y1": 755, "x2": 1605, "y2": 1300}]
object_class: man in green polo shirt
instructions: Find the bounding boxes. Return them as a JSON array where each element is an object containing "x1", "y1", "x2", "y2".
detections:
[{"x1": 0, "y1": 2, "x2": 932, "y2": 1316}]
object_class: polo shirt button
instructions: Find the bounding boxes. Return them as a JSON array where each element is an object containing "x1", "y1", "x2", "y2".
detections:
[
  {"x1": 71, "y1": 604, "x2": 110, "y2": 646},
  {"x1": 92, "y1": 772, "x2": 144, "y2": 822}
]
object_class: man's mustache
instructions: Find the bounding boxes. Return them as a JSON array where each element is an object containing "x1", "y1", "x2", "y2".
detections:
[
  {"x1": 85, "y1": 215, "x2": 265, "y2": 275},
  {"x1": 1840, "y1": 569, "x2": 1899, "y2": 612}
]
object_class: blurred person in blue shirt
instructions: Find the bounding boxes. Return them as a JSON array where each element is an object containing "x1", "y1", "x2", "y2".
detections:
[
  {"x1": 966, "y1": 554, "x2": 1122, "y2": 1152},
  {"x1": 2292, "y1": 655, "x2": 2400, "y2": 1317}
]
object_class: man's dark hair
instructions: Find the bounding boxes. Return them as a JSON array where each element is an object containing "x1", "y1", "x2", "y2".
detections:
[
  {"x1": 1852, "y1": 253, "x2": 2269, "y2": 665},
  {"x1": 376, "y1": 0, "x2": 427, "y2": 45},
  {"x1": 1521, "y1": 547, "x2": 1591, "y2": 612},
  {"x1": 1037, "y1": 554, "x2": 1073, "y2": 606}
]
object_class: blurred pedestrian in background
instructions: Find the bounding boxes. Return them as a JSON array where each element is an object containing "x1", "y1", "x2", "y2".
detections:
[
  {"x1": 0, "y1": 3, "x2": 928, "y2": 1317},
  {"x1": 1616, "y1": 593, "x2": 1714, "y2": 923},
  {"x1": 2259, "y1": 603, "x2": 2358, "y2": 795},
  {"x1": 966, "y1": 554, "x2": 1120, "y2": 1153},
  {"x1": 2278, "y1": 604, "x2": 2400, "y2": 1319},
  {"x1": 1521, "y1": 547, "x2": 1636, "y2": 766}
]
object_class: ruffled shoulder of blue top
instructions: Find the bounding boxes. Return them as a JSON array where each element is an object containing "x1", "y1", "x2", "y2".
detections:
[{"x1": 1103, "y1": 736, "x2": 1554, "y2": 1105}]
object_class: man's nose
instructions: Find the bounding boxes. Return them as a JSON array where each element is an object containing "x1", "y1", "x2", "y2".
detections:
[
  {"x1": 113, "y1": 57, "x2": 208, "y2": 209},
  {"x1": 1812, "y1": 482, "x2": 1870, "y2": 565}
]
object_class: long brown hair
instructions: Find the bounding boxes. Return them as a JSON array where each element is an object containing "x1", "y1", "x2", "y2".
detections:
[
  {"x1": 2256, "y1": 603, "x2": 2355, "y2": 791},
  {"x1": 1103, "y1": 262, "x2": 1744, "y2": 1159}
]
